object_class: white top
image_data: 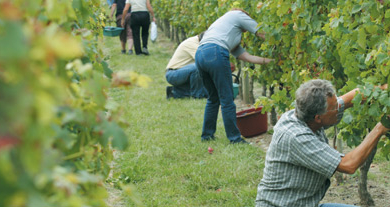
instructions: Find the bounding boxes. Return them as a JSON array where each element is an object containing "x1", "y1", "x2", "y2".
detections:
[
  {"x1": 125, "y1": 0, "x2": 147, "y2": 12},
  {"x1": 166, "y1": 36, "x2": 199, "y2": 69}
]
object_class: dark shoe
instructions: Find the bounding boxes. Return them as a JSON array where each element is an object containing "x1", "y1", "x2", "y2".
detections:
[
  {"x1": 166, "y1": 86, "x2": 174, "y2": 99},
  {"x1": 142, "y1": 47, "x2": 149, "y2": 55},
  {"x1": 121, "y1": 50, "x2": 126, "y2": 54},
  {"x1": 201, "y1": 136, "x2": 215, "y2": 142},
  {"x1": 230, "y1": 138, "x2": 249, "y2": 144},
  {"x1": 128, "y1": 49, "x2": 133, "y2": 55}
]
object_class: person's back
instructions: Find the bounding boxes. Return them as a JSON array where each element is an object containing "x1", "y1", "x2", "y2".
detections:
[
  {"x1": 166, "y1": 36, "x2": 199, "y2": 70},
  {"x1": 165, "y1": 35, "x2": 207, "y2": 99},
  {"x1": 126, "y1": 0, "x2": 147, "y2": 12},
  {"x1": 200, "y1": 10, "x2": 258, "y2": 53},
  {"x1": 114, "y1": 0, "x2": 130, "y2": 17}
]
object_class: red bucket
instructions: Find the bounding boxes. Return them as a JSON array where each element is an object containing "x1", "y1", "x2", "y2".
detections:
[{"x1": 236, "y1": 107, "x2": 268, "y2": 138}]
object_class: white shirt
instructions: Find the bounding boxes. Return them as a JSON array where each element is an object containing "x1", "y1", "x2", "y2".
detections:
[{"x1": 125, "y1": 0, "x2": 147, "y2": 12}]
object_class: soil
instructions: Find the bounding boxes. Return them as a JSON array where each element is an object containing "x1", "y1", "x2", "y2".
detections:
[{"x1": 235, "y1": 98, "x2": 390, "y2": 207}]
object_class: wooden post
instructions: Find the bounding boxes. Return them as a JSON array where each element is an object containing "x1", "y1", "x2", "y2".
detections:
[
  {"x1": 242, "y1": 71, "x2": 251, "y2": 104},
  {"x1": 334, "y1": 127, "x2": 344, "y2": 185},
  {"x1": 164, "y1": 19, "x2": 170, "y2": 38}
]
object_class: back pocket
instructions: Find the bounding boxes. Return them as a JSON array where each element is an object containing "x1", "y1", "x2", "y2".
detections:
[{"x1": 200, "y1": 45, "x2": 218, "y2": 63}]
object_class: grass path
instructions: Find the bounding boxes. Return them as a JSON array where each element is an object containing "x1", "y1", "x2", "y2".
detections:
[{"x1": 102, "y1": 33, "x2": 265, "y2": 206}]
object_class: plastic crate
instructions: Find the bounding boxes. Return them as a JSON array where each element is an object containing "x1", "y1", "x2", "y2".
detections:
[{"x1": 103, "y1": 26, "x2": 124, "y2": 37}]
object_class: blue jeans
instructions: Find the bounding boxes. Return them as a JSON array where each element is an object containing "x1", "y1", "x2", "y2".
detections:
[
  {"x1": 195, "y1": 43, "x2": 241, "y2": 141},
  {"x1": 165, "y1": 63, "x2": 208, "y2": 98},
  {"x1": 319, "y1": 204, "x2": 359, "y2": 207}
]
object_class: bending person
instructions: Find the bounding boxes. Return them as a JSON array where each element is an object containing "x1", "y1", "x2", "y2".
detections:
[
  {"x1": 256, "y1": 79, "x2": 388, "y2": 207},
  {"x1": 195, "y1": 9, "x2": 274, "y2": 144},
  {"x1": 165, "y1": 33, "x2": 208, "y2": 99}
]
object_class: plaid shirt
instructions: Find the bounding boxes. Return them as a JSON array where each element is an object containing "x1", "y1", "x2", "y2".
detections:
[{"x1": 256, "y1": 98, "x2": 345, "y2": 207}]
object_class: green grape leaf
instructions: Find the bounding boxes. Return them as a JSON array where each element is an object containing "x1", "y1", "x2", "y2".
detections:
[
  {"x1": 376, "y1": 53, "x2": 388, "y2": 65},
  {"x1": 368, "y1": 103, "x2": 380, "y2": 117},
  {"x1": 358, "y1": 28, "x2": 367, "y2": 49},
  {"x1": 342, "y1": 113, "x2": 353, "y2": 124},
  {"x1": 386, "y1": 10, "x2": 390, "y2": 18},
  {"x1": 101, "y1": 61, "x2": 113, "y2": 79},
  {"x1": 381, "y1": 115, "x2": 390, "y2": 129},
  {"x1": 99, "y1": 121, "x2": 129, "y2": 150},
  {"x1": 379, "y1": 92, "x2": 390, "y2": 107},
  {"x1": 351, "y1": 5, "x2": 361, "y2": 14},
  {"x1": 0, "y1": 21, "x2": 28, "y2": 60}
]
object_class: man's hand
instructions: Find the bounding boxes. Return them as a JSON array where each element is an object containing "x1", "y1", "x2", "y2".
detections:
[
  {"x1": 121, "y1": 19, "x2": 125, "y2": 28},
  {"x1": 379, "y1": 83, "x2": 388, "y2": 90},
  {"x1": 262, "y1": 57, "x2": 275, "y2": 64}
]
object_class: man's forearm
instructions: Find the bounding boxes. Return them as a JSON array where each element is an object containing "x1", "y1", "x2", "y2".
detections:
[
  {"x1": 238, "y1": 52, "x2": 273, "y2": 64},
  {"x1": 337, "y1": 123, "x2": 388, "y2": 174},
  {"x1": 110, "y1": 4, "x2": 117, "y2": 18},
  {"x1": 340, "y1": 88, "x2": 360, "y2": 109}
]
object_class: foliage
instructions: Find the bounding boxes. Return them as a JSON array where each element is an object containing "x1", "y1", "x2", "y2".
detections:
[
  {"x1": 0, "y1": 0, "x2": 150, "y2": 206},
  {"x1": 153, "y1": 0, "x2": 390, "y2": 157}
]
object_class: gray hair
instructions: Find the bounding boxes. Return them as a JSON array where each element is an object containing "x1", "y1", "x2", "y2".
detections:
[{"x1": 295, "y1": 79, "x2": 335, "y2": 122}]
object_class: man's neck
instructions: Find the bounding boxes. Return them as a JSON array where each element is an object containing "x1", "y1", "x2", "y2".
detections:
[{"x1": 306, "y1": 121, "x2": 321, "y2": 133}]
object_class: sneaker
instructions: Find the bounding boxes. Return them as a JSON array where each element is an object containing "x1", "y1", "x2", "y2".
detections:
[
  {"x1": 128, "y1": 49, "x2": 133, "y2": 55},
  {"x1": 230, "y1": 137, "x2": 249, "y2": 144},
  {"x1": 166, "y1": 86, "x2": 174, "y2": 99},
  {"x1": 142, "y1": 47, "x2": 149, "y2": 55},
  {"x1": 121, "y1": 50, "x2": 126, "y2": 54}
]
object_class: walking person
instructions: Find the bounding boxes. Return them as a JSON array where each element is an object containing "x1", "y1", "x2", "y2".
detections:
[
  {"x1": 255, "y1": 79, "x2": 388, "y2": 207},
  {"x1": 195, "y1": 9, "x2": 274, "y2": 143},
  {"x1": 165, "y1": 33, "x2": 208, "y2": 99},
  {"x1": 110, "y1": 0, "x2": 134, "y2": 54},
  {"x1": 122, "y1": 0, "x2": 156, "y2": 55}
]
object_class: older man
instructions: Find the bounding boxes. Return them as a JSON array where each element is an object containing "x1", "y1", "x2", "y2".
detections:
[{"x1": 256, "y1": 79, "x2": 388, "y2": 207}]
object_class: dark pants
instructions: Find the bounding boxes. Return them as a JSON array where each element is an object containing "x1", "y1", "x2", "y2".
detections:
[{"x1": 130, "y1": 11, "x2": 150, "y2": 55}]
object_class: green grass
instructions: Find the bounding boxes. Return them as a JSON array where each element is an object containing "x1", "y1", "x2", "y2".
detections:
[{"x1": 103, "y1": 35, "x2": 265, "y2": 206}]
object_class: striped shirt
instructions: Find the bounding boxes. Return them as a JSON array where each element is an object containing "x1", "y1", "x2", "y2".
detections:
[{"x1": 256, "y1": 100, "x2": 344, "y2": 207}]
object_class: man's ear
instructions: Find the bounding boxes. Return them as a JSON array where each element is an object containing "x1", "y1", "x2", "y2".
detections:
[{"x1": 314, "y1": 114, "x2": 322, "y2": 124}]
